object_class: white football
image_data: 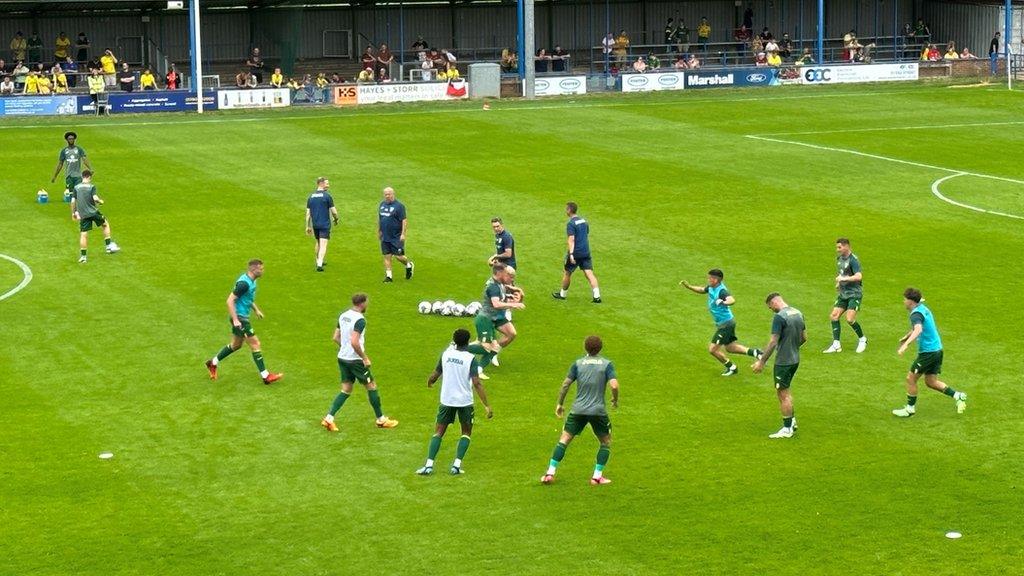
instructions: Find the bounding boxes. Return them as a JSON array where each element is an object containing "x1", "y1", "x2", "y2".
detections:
[
  {"x1": 443, "y1": 299, "x2": 456, "y2": 309},
  {"x1": 465, "y1": 302, "x2": 482, "y2": 316},
  {"x1": 441, "y1": 303, "x2": 454, "y2": 316},
  {"x1": 452, "y1": 303, "x2": 466, "y2": 316},
  {"x1": 418, "y1": 301, "x2": 432, "y2": 314},
  {"x1": 431, "y1": 301, "x2": 444, "y2": 314}
]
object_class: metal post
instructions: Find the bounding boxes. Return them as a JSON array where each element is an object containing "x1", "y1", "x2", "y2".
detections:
[
  {"x1": 816, "y1": 0, "x2": 824, "y2": 64},
  {"x1": 605, "y1": 0, "x2": 610, "y2": 77},
  {"x1": 893, "y1": 0, "x2": 898, "y2": 61},
  {"x1": 189, "y1": 0, "x2": 204, "y2": 113},
  {"x1": 524, "y1": 0, "x2": 535, "y2": 98},
  {"x1": 798, "y1": 0, "x2": 803, "y2": 50},
  {"x1": 1006, "y1": 0, "x2": 1013, "y2": 89},
  {"x1": 517, "y1": 0, "x2": 526, "y2": 78},
  {"x1": 399, "y1": 2, "x2": 405, "y2": 66}
]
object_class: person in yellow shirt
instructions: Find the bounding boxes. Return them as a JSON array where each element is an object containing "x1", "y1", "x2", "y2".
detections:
[
  {"x1": 270, "y1": 67, "x2": 283, "y2": 88},
  {"x1": 52, "y1": 66, "x2": 69, "y2": 93},
  {"x1": 613, "y1": 29, "x2": 630, "y2": 66},
  {"x1": 767, "y1": 50, "x2": 782, "y2": 66},
  {"x1": 36, "y1": 74, "x2": 52, "y2": 94},
  {"x1": 140, "y1": 68, "x2": 158, "y2": 90},
  {"x1": 10, "y1": 32, "x2": 27, "y2": 61},
  {"x1": 55, "y1": 32, "x2": 72, "y2": 60},
  {"x1": 697, "y1": 17, "x2": 711, "y2": 50},
  {"x1": 100, "y1": 48, "x2": 118, "y2": 87},
  {"x1": 87, "y1": 69, "x2": 105, "y2": 107},
  {"x1": 357, "y1": 67, "x2": 375, "y2": 83},
  {"x1": 24, "y1": 70, "x2": 39, "y2": 94},
  {"x1": 943, "y1": 44, "x2": 960, "y2": 60}
]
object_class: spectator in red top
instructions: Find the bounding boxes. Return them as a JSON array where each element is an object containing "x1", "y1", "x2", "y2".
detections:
[
  {"x1": 360, "y1": 46, "x2": 377, "y2": 76},
  {"x1": 165, "y1": 63, "x2": 179, "y2": 89},
  {"x1": 377, "y1": 44, "x2": 394, "y2": 78},
  {"x1": 927, "y1": 44, "x2": 941, "y2": 61}
]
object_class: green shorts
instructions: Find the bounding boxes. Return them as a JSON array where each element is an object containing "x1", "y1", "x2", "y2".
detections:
[
  {"x1": 65, "y1": 175, "x2": 82, "y2": 191},
  {"x1": 833, "y1": 295, "x2": 862, "y2": 311},
  {"x1": 911, "y1": 350, "x2": 943, "y2": 375},
  {"x1": 564, "y1": 412, "x2": 612, "y2": 437},
  {"x1": 338, "y1": 358, "x2": 374, "y2": 384},
  {"x1": 711, "y1": 320, "x2": 738, "y2": 345},
  {"x1": 475, "y1": 314, "x2": 496, "y2": 342},
  {"x1": 436, "y1": 404, "x2": 474, "y2": 425},
  {"x1": 773, "y1": 363, "x2": 799, "y2": 390},
  {"x1": 79, "y1": 213, "x2": 106, "y2": 232},
  {"x1": 230, "y1": 317, "x2": 255, "y2": 338}
]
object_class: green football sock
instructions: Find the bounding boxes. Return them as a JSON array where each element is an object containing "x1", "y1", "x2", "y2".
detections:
[
  {"x1": 456, "y1": 435, "x2": 471, "y2": 459},
  {"x1": 427, "y1": 435, "x2": 443, "y2": 459},
  {"x1": 367, "y1": 388, "x2": 384, "y2": 418},
  {"x1": 907, "y1": 395, "x2": 917, "y2": 406},
  {"x1": 481, "y1": 351, "x2": 496, "y2": 366},
  {"x1": 80, "y1": 249, "x2": 87, "y2": 256},
  {"x1": 216, "y1": 345, "x2": 235, "y2": 361},
  {"x1": 467, "y1": 343, "x2": 488, "y2": 355},
  {"x1": 104, "y1": 237, "x2": 112, "y2": 246},
  {"x1": 850, "y1": 321, "x2": 864, "y2": 338},
  {"x1": 595, "y1": 445, "x2": 610, "y2": 471},
  {"x1": 251, "y1": 351, "x2": 266, "y2": 372},
  {"x1": 783, "y1": 416, "x2": 794, "y2": 428},
  {"x1": 831, "y1": 320, "x2": 841, "y2": 340},
  {"x1": 328, "y1": 391, "x2": 350, "y2": 416},
  {"x1": 549, "y1": 442, "x2": 567, "y2": 468},
  {"x1": 942, "y1": 387, "x2": 957, "y2": 398}
]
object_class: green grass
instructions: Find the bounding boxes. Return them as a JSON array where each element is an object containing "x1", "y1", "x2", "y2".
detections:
[{"x1": 2, "y1": 83, "x2": 1023, "y2": 575}]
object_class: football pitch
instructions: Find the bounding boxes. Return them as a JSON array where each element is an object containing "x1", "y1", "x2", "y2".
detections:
[{"x1": 2, "y1": 83, "x2": 1023, "y2": 575}]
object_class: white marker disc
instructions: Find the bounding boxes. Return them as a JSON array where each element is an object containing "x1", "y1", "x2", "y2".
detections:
[
  {"x1": 99, "y1": 452, "x2": 114, "y2": 459},
  {"x1": 945, "y1": 531, "x2": 962, "y2": 539}
]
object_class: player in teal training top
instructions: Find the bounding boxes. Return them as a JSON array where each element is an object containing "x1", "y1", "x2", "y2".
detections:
[
  {"x1": 892, "y1": 287, "x2": 967, "y2": 417},
  {"x1": 70, "y1": 170, "x2": 120, "y2": 263},
  {"x1": 52, "y1": 131, "x2": 93, "y2": 198},
  {"x1": 205, "y1": 259, "x2": 283, "y2": 385},
  {"x1": 752, "y1": 292, "x2": 806, "y2": 439},
  {"x1": 681, "y1": 268, "x2": 763, "y2": 376},
  {"x1": 824, "y1": 238, "x2": 868, "y2": 354},
  {"x1": 541, "y1": 335, "x2": 619, "y2": 486}
]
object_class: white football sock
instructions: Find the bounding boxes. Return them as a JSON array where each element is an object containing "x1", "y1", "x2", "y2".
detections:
[
  {"x1": 593, "y1": 287, "x2": 601, "y2": 298},
  {"x1": 260, "y1": 370, "x2": 269, "y2": 378}
]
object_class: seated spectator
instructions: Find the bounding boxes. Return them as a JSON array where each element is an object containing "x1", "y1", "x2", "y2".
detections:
[
  {"x1": 0, "y1": 75, "x2": 14, "y2": 95},
  {"x1": 360, "y1": 46, "x2": 377, "y2": 72},
  {"x1": 235, "y1": 69, "x2": 249, "y2": 88},
  {"x1": 165, "y1": 63, "x2": 180, "y2": 89},
  {"x1": 301, "y1": 74, "x2": 315, "y2": 99},
  {"x1": 686, "y1": 53, "x2": 701, "y2": 69},
  {"x1": 52, "y1": 65, "x2": 68, "y2": 93},
  {"x1": 286, "y1": 77, "x2": 302, "y2": 90},
  {"x1": 428, "y1": 48, "x2": 444, "y2": 69},
  {"x1": 36, "y1": 72, "x2": 52, "y2": 94},
  {"x1": 13, "y1": 60, "x2": 29, "y2": 91},
  {"x1": 919, "y1": 44, "x2": 930, "y2": 60},
  {"x1": 844, "y1": 30, "x2": 862, "y2": 61},
  {"x1": 960, "y1": 47, "x2": 976, "y2": 59},
  {"x1": 795, "y1": 48, "x2": 814, "y2": 66},
  {"x1": 357, "y1": 67, "x2": 375, "y2": 83},
  {"x1": 441, "y1": 60, "x2": 460, "y2": 80},
  {"x1": 23, "y1": 70, "x2": 39, "y2": 94},
  {"x1": 118, "y1": 62, "x2": 135, "y2": 91},
  {"x1": 751, "y1": 36, "x2": 764, "y2": 54},
  {"x1": 315, "y1": 72, "x2": 329, "y2": 101},
  {"x1": 767, "y1": 50, "x2": 782, "y2": 66},
  {"x1": 288, "y1": 77, "x2": 309, "y2": 102},
  {"x1": 245, "y1": 72, "x2": 257, "y2": 88},
  {"x1": 140, "y1": 68, "x2": 157, "y2": 90},
  {"x1": 631, "y1": 56, "x2": 647, "y2": 73},
  {"x1": 535, "y1": 48, "x2": 550, "y2": 73},
  {"x1": 734, "y1": 25, "x2": 753, "y2": 43},
  {"x1": 778, "y1": 33, "x2": 792, "y2": 59},
  {"x1": 759, "y1": 27, "x2": 773, "y2": 42},
  {"x1": 646, "y1": 53, "x2": 661, "y2": 70},
  {"x1": 754, "y1": 51, "x2": 768, "y2": 66},
  {"x1": 673, "y1": 55, "x2": 687, "y2": 70},
  {"x1": 87, "y1": 69, "x2": 104, "y2": 105},
  {"x1": 63, "y1": 56, "x2": 78, "y2": 88},
  {"x1": 764, "y1": 38, "x2": 778, "y2": 54},
  {"x1": 926, "y1": 43, "x2": 941, "y2": 61},
  {"x1": 330, "y1": 73, "x2": 342, "y2": 83},
  {"x1": 551, "y1": 45, "x2": 569, "y2": 72},
  {"x1": 270, "y1": 67, "x2": 283, "y2": 88},
  {"x1": 944, "y1": 45, "x2": 960, "y2": 60},
  {"x1": 500, "y1": 48, "x2": 518, "y2": 73}
]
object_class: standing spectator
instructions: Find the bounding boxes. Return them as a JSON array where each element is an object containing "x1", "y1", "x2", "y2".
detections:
[
  {"x1": 76, "y1": 32, "x2": 90, "y2": 63},
  {"x1": 118, "y1": 62, "x2": 135, "y2": 92},
  {"x1": 360, "y1": 45, "x2": 377, "y2": 75},
  {"x1": 743, "y1": 4, "x2": 754, "y2": 30},
  {"x1": 698, "y1": 17, "x2": 711, "y2": 51},
  {"x1": 0, "y1": 75, "x2": 14, "y2": 95},
  {"x1": 270, "y1": 67, "x2": 283, "y2": 88},
  {"x1": 27, "y1": 32, "x2": 43, "y2": 64},
  {"x1": 377, "y1": 43, "x2": 395, "y2": 79},
  {"x1": 500, "y1": 48, "x2": 518, "y2": 73},
  {"x1": 63, "y1": 56, "x2": 78, "y2": 88},
  {"x1": 13, "y1": 60, "x2": 29, "y2": 91},
  {"x1": 55, "y1": 32, "x2": 72, "y2": 63},
  {"x1": 87, "y1": 69, "x2": 104, "y2": 107},
  {"x1": 778, "y1": 33, "x2": 792, "y2": 59},
  {"x1": 140, "y1": 68, "x2": 158, "y2": 90},
  {"x1": 246, "y1": 47, "x2": 264, "y2": 84},
  {"x1": 315, "y1": 72, "x2": 329, "y2": 99},
  {"x1": 52, "y1": 65, "x2": 68, "y2": 93},
  {"x1": 989, "y1": 31, "x2": 1001, "y2": 74},
  {"x1": 0, "y1": 59, "x2": 6, "y2": 75},
  {"x1": 165, "y1": 63, "x2": 180, "y2": 89},
  {"x1": 428, "y1": 48, "x2": 444, "y2": 69},
  {"x1": 535, "y1": 48, "x2": 551, "y2": 73},
  {"x1": 913, "y1": 18, "x2": 931, "y2": 43},
  {"x1": 552, "y1": 45, "x2": 569, "y2": 72},
  {"x1": 100, "y1": 48, "x2": 118, "y2": 87},
  {"x1": 675, "y1": 21, "x2": 690, "y2": 54},
  {"x1": 235, "y1": 69, "x2": 250, "y2": 88},
  {"x1": 664, "y1": 18, "x2": 676, "y2": 53},
  {"x1": 412, "y1": 36, "x2": 428, "y2": 52},
  {"x1": 613, "y1": 30, "x2": 630, "y2": 66},
  {"x1": 601, "y1": 32, "x2": 614, "y2": 65},
  {"x1": 11, "y1": 32, "x2": 27, "y2": 62}
]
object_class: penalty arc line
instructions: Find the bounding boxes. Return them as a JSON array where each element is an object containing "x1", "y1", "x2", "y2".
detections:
[
  {"x1": 0, "y1": 254, "x2": 33, "y2": 302},
  {"x1": 745, "y1": 135, "x2": 1024, "y2": 220}
]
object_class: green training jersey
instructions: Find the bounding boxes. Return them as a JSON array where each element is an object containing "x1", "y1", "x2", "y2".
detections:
[
  {"x1": 771, "y1": 306, "x2": 806, "y2": 366},
  {"x1": 60, "y1": 146, "x2": 87, "y2": 178},
  {"x1": 566, "y1": 354, "x2": 617, "y2": 416},
  {"x1": 73, "y1": 183, "x2": 99, "y2": 217},
  {"x1": 837, "y1": 253, "x2": 863, "y2": 299},
  {"x1": 480, "y1": 277, "x2": 506, "y2": 321}
]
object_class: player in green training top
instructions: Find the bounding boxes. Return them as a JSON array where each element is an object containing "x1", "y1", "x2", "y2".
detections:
[
  {"x1": 415, "y1": 328, "x2": 493, "y2": 476},
  {"x1": 824, "y1": 238, "x2": 868, "y2": 354},
  {"x1": 204, "y1": 259, "x2": 283, "y2": 385},
  {"x1": 52, "y1": 131, "x2": 93, "y2": 198},
  {"x1": 892, "y1": 287, "x2": 967, "y2": 417},
  {"x1": 70, "y1": 170, "x2": 119, "y2": 263},
  {"x1": 466, "y1": 264, "x2": 524, "y2": 379},
  {"x1": 752, "y1": 292, "x2": 806, "y2": 439},
  {"x1": 681, "y1": 268, "x2": 763, "y2": 376},
  {"x1": 541, "y1": 335, "x2": 619, "y2": 486}
]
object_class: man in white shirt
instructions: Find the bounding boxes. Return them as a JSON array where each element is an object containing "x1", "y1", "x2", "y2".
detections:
[
  {"x1": 415, "y1": 328, "x2": 493, "y2": 476},
  {"x1": 0, "y1": 75, "x2": 14, "y2": 95},
  {"x1": 321, "y1": 293, "x2": 399, "y2": 432}
]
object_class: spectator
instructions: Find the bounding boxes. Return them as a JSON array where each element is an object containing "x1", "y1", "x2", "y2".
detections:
[
  {"x1": 165, "y1": 63, "x2": 180, "y2": 89},
  {"x1": 88, "y1": 69, "x2": 104, "y2": 107},
  {"x1": 270, "y1": 67, "x2": 283, "y2": 88},
  {"x1": 55, "y1": 32, "x2": 71, "y2": 63},
  {"x1": 754, "y1": 51, "x2": 768, "y2": 66},
  {"x1": 315, "y1": 72, "x2": 329, "y2": 99},
  {"x1": 13, "y1": 60, "x2": 29, "y2": 91},
  {"x1": 500, "y1": 48, "x2": 518, "y2": 73},
  {"x1": 843, "y1": 30, "x2": 862, "y2": 62},
  {"x1": 764, "y1": 36, "x2": 779, "y2": 54},
  {"x1": 989, "y1": 31, "x2": 1000, "y2": 74},
  {"x1": 76, "y1": 32, "x2": 90, "y2": 63},
  {"x1": 247, "y1": 47, "x2": 264, "y2": 84},
  {"x1": 960, "y1": 47, "x2": 976, "y2": 59},
  {"x1": 0, "y1": 75, "x2": 14, "y2": 95},
  {"x1": 377, "y1": 43, "x2": 394, "y2": 78},
  {"x1": 11, "y1": 32, "x2": 27, "y2": 62},
  {"x1": 767, "y1": 50, "x2": 782, "y2": 66},
  {"x1": 420, "y1": 57, "x2": 435, "y2": 81},
  {"x1": 664, "y1": 18, "x2": 676, "y2": 53},
  {"x1": 52, "y1": 65, "x2": 68, "y2": 93},
  {"x1": 647, "y1": 53, "x2": 661, "y2": 70},
  {"x1": 631, "y1": 56, "x2": 647, "y2": 73},
  {"x1": 913, "y1": 18, "x2": 931, "y2": 42},
  {"x1": 673, "y1": 55, "x2": 687, "y2": 70},
  {"x1": 100, "y1": 48, "x2": 118, "y2": 87},
  {"x1": 759, "y1": 27, "x2": 773, "y2": 42},
  {"x1": 944, "y1": 45, "x2": 960, "y2": 60},
  {"x1": 926, "y1": 43, "x2": 941, "y2": 61},
  {"x1": 0, "y1": 59, "x2": 6, "y2": 75},
  {"x1": 118, "y1": 62, "x2": 135, "y2": 91},
  {"x1": 376, "y1": 64, "x2": 390, "y2": 82},
  {"x1": 686, "y1": 53, "x2": 701, "y2": 69},
  {"x1": 735, "y1": 25, "x2": 753, "y2": 43},
  {"x1": 63, "y1": 56, "x2": 78, "y2": 88},
  {"x1": 552, "y1": 45, "x2": 569, "y2": 72},
  {"x1": 697, "y1": 17, "x2": 711, "y2": 50},
  {"x1": 675, "y1": 21, "x2": 690, "y2": 54},
  {"x1": 778, "y1": 33, "x2": 792, "y2": 59},
  {"x1": 357, "y1": 67, "x2": 375, "y2": 83},
  {"x1": 441, "y1": 49, "x2": 457, "y2": 64},
  {"x1": 613, "y1": 30, "x2": 630, "y2": 66},
  {"x1": 440, "y1": 60, "x2": 460, "y2": 80},
  {"x1": 360, "y1": 46, "x2": 377, "y2": 75},
  {"x1": 601, "y1": 32, "x2": 614, "y2": 62},
  {"x1": 235, "y1": 69, "x2": 250, "y2": 88},
  {"x1": 750, "y1": 36, "x2": 763, "y2": 54},
  {"x1": 300, "y1": 73, "x2": 314, "y2": 99},
  {"x1": 412, "y1": 35, "x2": 428, "y2": 52},
  {"x1": 36, "y1": 71, "x2": 52, "y2": 94},
  {"x1": 743, "y1": 4, "x2": 754, "y2": 30},
  {"x1": 428, "y1": 48, "x2": 445, "y2": 69},
  {"x1": 23, "y1": 70, "x2": 39, "y2": 94},
  {"x1": 140, "y1": 68, "x2": 158, "y2": 90},
  {"x1": 535, "y1": 48, "x2": 550, "y2": 73},
  {"x1": 330, "y1": 73, "x2": 342, "y2": 83},
  {"x1": 286, "y1": 76, "x2": 301, "y2": 90},
  {"x1": 27, "y1": 32, "x2": 43, "y2": 63}
]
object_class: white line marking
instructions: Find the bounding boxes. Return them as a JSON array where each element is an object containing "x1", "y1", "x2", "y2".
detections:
[
  {"x1": 0, "y1": 254, "x2": 33, "y2": 302},
  {"x1": 0, "y1": 89, "x2": 910, "y2": 130},
  {"x1": 931, "y1": 173, "x2": 1024, "y2": 220},
  {"x1": 759, "y1": 120, "x2": 1024, "y2": 137}
]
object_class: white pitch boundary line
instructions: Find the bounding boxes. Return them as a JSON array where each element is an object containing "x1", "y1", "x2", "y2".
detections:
[
  {"x1": 0, "y1": 89, "x2": 907, "y2": 130},
  {"x1": 745, "y1": 134, "x2": 1024, "y2": 220},
  {"x1": 0, "y1": 254, "x2": 34, "y2": 302},
  {"x1": 758, "y1": 120, "x2": 1024, "y2": 137}
]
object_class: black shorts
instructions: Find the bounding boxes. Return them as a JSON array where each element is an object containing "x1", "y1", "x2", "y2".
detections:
[
  {"x1": 380, "y1": 239, "x2": 405, "y2": 255},
  {"x1": 564, "y1": 254, "x2": 593, "y2": 273},
  {"x1": 313, "y1": 228, "x2": 331, "y2": 240}
]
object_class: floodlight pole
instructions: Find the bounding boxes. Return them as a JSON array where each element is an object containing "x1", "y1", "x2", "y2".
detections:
[
  {"x1": 816, "y1": 0, "x2": 824, "y2": 64},
  {"x1": 189, "y1": 0, "x2": 204, "y2": 113},
  {"x1": 1005, "y1": 0, "x2": 1013, "y2": 90},
  {"x1": 524, "y1": 0, "x2": 535, "y2": 99}
]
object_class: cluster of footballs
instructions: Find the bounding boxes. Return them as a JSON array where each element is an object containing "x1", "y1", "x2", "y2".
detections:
[{"x1": 418, "y1": 300, "x2": 483, "y2": 317}]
